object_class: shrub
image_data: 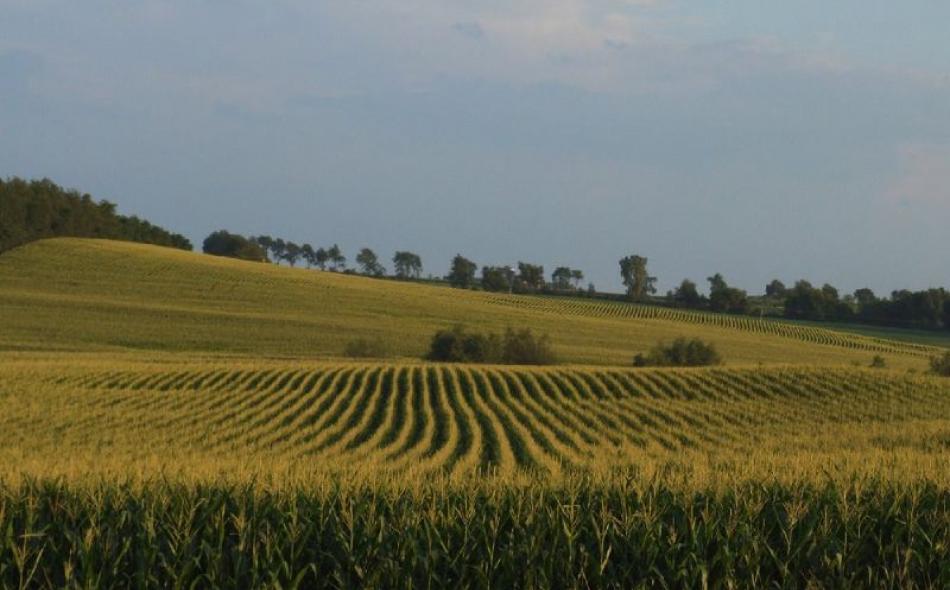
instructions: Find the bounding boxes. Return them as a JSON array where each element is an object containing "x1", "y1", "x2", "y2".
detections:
[
  {"x1": 426, "y1": 325, "x2": 500, "y2": 363},
  {"x1": 501, "y1": 328, "x2": 557, "y2": 365},
  {"x1": 343, "y1": 338, "x2": 388, "y2": 359},
  {"x1": 870, "y1": 355, "x2": 887, "y2": 369},
  {"x1": 633, "y1": 338, "x2": 722, "y2": 367},
  {"x1": 425, "y1": 325, "x2": 555, "y2": 365},
  {"x1": 930, "y1": 352, "x2": 950, "y2": 377}
]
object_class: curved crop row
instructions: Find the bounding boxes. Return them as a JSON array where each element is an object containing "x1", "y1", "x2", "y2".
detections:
[{"x1": 6, "y1": 362, "x2": 948, "y2": 479}]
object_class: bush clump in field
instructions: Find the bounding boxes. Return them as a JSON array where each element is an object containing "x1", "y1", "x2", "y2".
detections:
[
  {"x1": 930, "y1": 351, "x2": 950, "y2": 377},
  {"x1": 343, "y1": 337, "x2": 389, "y2": 358},
  {"x1": 633, "y1": 337, "x2": 722, "y2": 367},
  {"x1": 426, "y1": 325, "x2": 556, "y2": 365},
  {"x1": 870, "y1": 355, "x2": 887, "y2": 369}
]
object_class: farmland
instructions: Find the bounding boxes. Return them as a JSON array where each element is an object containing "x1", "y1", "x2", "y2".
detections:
[{"x1": 1, "y1": 239, "x2": 950, "y2": 587}]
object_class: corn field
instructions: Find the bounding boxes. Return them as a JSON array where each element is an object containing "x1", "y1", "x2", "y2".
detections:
[
  {"x1": 1, "y1": 477, "x2": 948, "y2": 588},
  {"x1": 3, "y1": 358, "x2": 950, "y2": 587}
]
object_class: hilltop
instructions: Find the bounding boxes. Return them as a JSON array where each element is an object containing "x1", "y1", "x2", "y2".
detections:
[{"x1": 0, "y1": 238, "x2": 940, "y2": 369}]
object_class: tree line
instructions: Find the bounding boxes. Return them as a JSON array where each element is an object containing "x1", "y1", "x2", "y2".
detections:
[
  {"x1": 202, "y1": 230, "x2": 424, "y2": 279},
  {"x1": 628, "y1": 255, "x2": 950, "y2": 332},
  {"x1": 203, "y1": 229, "x2": 950, "y2": 333},
  {"x1": 0, "y1": 177, "x2": 192, "y2": 253}
]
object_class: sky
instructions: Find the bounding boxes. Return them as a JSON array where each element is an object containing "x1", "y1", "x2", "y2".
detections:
[{"x1": 1, "y1": 1, "x2": 948, "y2": 295}]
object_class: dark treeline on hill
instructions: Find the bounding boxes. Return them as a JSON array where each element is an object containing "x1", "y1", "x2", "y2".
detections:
[
  {"x1": 201, "y1": 230, "x2": 950, "y2": 333},
  {"x1": 0, "y1": 177, "x2": 192, "y2": 253}
]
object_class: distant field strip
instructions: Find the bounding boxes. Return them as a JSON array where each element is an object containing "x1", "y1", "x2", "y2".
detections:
[
  {"x1": 8, "y1": 363, "x2": 949, "y2": 478},
  {"x1": 485, "y1": 295, "x2": 941, "y2": 356}
]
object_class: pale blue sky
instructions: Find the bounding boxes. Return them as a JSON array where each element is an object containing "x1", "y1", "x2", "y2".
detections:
[{"x1": 1, "y1": 1, "x2": 948, "y2": 294}]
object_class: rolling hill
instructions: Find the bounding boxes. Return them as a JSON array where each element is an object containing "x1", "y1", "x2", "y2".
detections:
[{"x1": 0, "y1": 238, "x2": 941, "y2": 369}]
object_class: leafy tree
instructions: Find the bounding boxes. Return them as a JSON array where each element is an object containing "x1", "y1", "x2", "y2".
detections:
[
  {"x1": 765, "y1": 279, "x2": 787, "y2": 298},
  {"x1": 448, "y1": 254, "x2": 477, "y2": 288},
  {"x1": 253, "y1": 235, "x2": 274, "y2": 262},
  {"x1": 282, "y1": 242, "x2": 302, "y2": 267},
  {"x1": 481, "y1": 266, "x2": 510, "y2": 292},
  {"x1": 0, "y1": 176, "x2": 191, "y2": 253},
  {"x1": 633, "y1": 338, "x2": 722, "y2": 367},
  {"x1": 202, "y1": 230, "x2": 267, "y2": 261},
  {"x1": 570, "y1": 269, "x2": 584, "y2": 289},
  {"x1": 619, "y1": 255, "x2": 656, "y2": 301},
  {"x1": 327, "y1": 244, "x2": 345, "y2": 271},
  {"x1": 707, "y1": 274, "x2": 748, "y2": 314},
  {"x1": 314, "y1": 247, "x2": 329, "y2": 270},
  {"x1": 551, "y1": 267, "x2": 573, "y2": 290},
  {"x1": 300, "y1": 243, "x2": 315, "y2": 268},
  {"x1": 392, "y1": 251, "x2": 423, "y2": 279},
  {"x1": 271, "y1": 239, "x2": 286, "y2": 264},
  {"x1": 517, "y1": 262, "x2": 545, "y2": 292},
  {"x1": 356, "y1": 248, "x2": 386, "y2": 276},
  {"x1": 853, "y1": 288, "x2": 877, "y2": 307},
  {"x1": 784, "y1": 280, "x2": 852, "y2": 321},
  {"x1": 671, "y1": 279, "x2": 704, "y2": 308}
]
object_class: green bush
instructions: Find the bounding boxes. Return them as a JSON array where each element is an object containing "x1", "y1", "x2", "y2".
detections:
[
  {"x1": 931, "y1": 352, "x2": 950, "y2": 377},
  {"x1": 870, "y1": 355, "x2": 887, "y2": 369},
  {"x1": 634, "y1": 337, "x2": 722, "y2": 367},
  {"x1": 343, "y1": 338, "x2": 388, "y2": 359},
  {"x1": 425, "y1": 325, "x2": 555, "y2": 365}
]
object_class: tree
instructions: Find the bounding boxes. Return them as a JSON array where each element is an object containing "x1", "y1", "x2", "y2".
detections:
[
  {"x1": 448, "y1": 254, "x2": 477, "y2": 288},
  {"x1": 853, "y1": 288, "x2": 877, "y2": 307},
  {"x1": 282, "y1": 241, "x2": 302, "y2": 267},
  {"x1": 517, "y1": 262, "x2": 545, "y2": 291},
  {"x1": 619, "y1": 255, "x2": 656, "y2": 301},
  {"x1": 481, "y1": 266, "x2": 510, "y2": 292},
  {"x1": 765, "y1": 279, "x2": 787, "y2": 298},
  {"x1": 551, "y1": 267, "x2": 573, "y2": 290},
  {"x1": 300, "y1": 243, "x2": 315, "y2": 268},
  {"x1": 356, "y1": 248, "x2": 385, "y2": 276},
  {"x1": 671, "y1": 279, "x2": 703, "y2": 308},
  {"x1": 392, "y1": 251, "x2": 423, "y2": 279},
  {"x1": 314, "y1": 247, "x2": 329, "y2": 270},
  {"x1": 202, "y1": 230, "x2": 266, "y2": 262},
  {"x1": 0, "y1": 176, "x2": 192, "y2": 253},
  {"x1": 253, "y1": 235, "x2": 274, "y2": 262},
  {"x1": 570, "y1": 269, "x2": 584, "y2": 289},
  {"x1": 327, "y1": 244, "x2": 345, "y2": 271},
  {"x1": 271, "y1": 239, "x2": 286, "y2": 264},
  {"x1": 707, "y1": 274, "x2": 748, "y2": 314}
]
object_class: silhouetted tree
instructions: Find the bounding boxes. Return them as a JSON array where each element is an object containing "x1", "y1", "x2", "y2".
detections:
[
  {"x1": 707, "y1": 273, "x2": 748, "y2": 313},
  {"x1": 571, "y1": 269, "x2": 584, "y2": 289},
  {"x1": 327, "y1": 244, "x2": 345, "y2": 271},
  {"x1": 448, "y1": 254, "x2": 477, "y2": 288},
  {"x1": 0, "y1": 176, "x2": 191, "y2": 253},
  {"x1": 356, "y1": 248, "x2": 386, "y2": 276},
  {"x1": 202, "y1": 230, "x2": 266, "y2": 261},
  {"x1": 480, "y1": 266, "x2": 510, "y2": 292},
  {"x1": 552, "y1": 267, "x2": 573, "y2": 290},
  {"x1": 619, "y1": 255, "x2": 656, "y2": 301},
  {"x1": 314, "y1": 247, "x2": 329, "y2": 270},
  {"x1": 393, "y1": 251, "x2": 422, "y2": 279},
  {"x1": 765, "y1": 279, "x2": 787, "y2": 298},
  {"x1": 300, "y1": 243, "x2": 315, "y2": 268},
  {"x1": 517, "y1": 262, "x2": 545, "y2": 291},
  {"x1": 671, "y1": 279, "x2": 704, "y2": 308}
]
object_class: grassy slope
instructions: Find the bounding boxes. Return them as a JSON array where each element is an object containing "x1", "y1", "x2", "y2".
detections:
[{"x1": 0, "y1": 238, "x2": 940, "y2": 369}]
